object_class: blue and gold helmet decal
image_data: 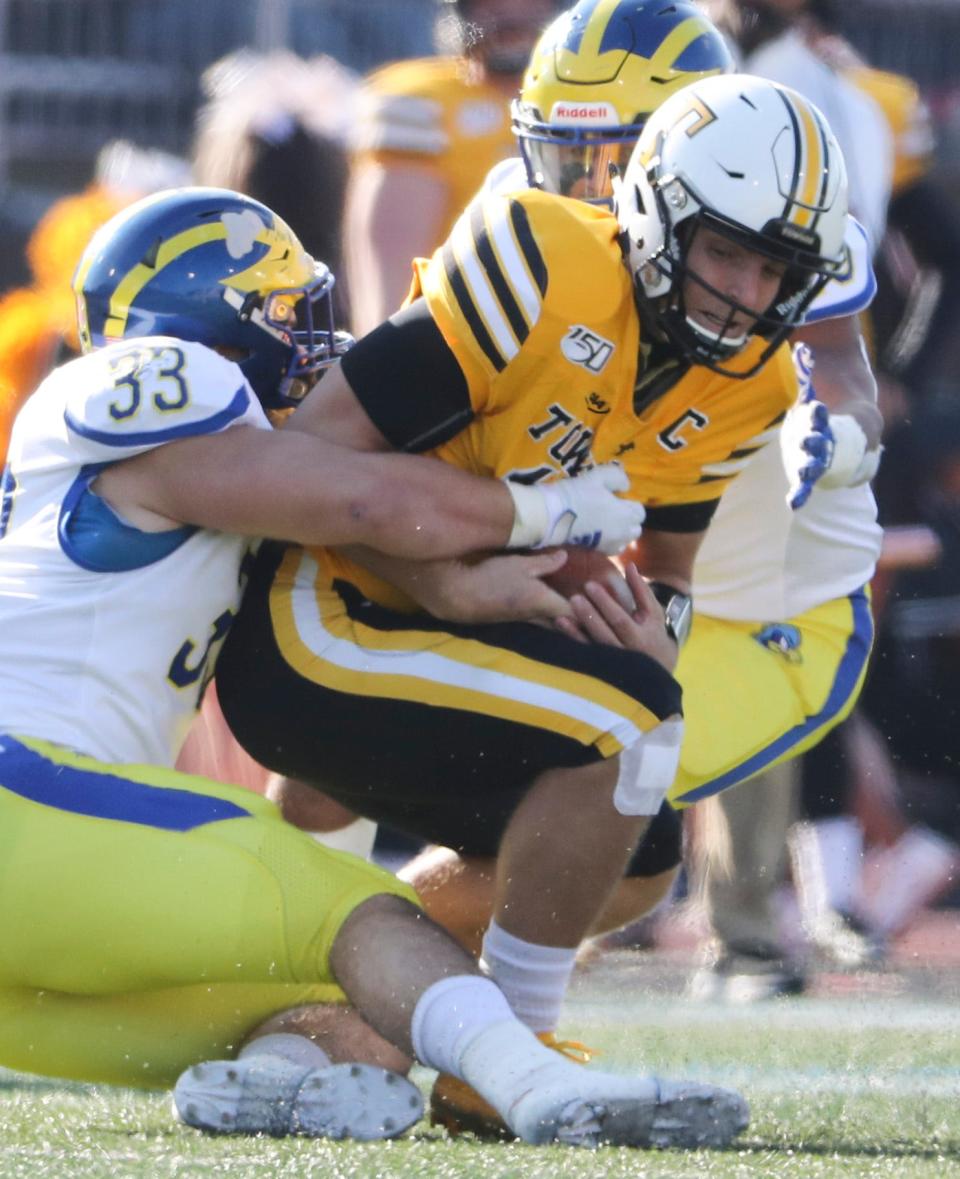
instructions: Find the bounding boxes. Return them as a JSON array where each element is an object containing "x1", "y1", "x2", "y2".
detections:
[{"x1": 517, "y1": 0, "x2": 733, "y2": 133}]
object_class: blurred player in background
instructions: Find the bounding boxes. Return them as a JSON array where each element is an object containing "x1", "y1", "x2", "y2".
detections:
[
  {"x1": 193, "y1": 49, "x2": 359, "y2": 323},
  {"x1": 179, "y1": 49, "x2": 364, "y2": 802},
  {"x1": 344, "y1": 0, "x2": 563, "y2": 335},
  {"x1": 0, "y1": 139, "x2": 191, "y2": 463}
]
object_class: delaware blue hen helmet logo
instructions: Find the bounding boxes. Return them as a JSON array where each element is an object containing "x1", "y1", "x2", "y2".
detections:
[{"x1": 752, "y1": 622, "x2": 803, "y2": 663}]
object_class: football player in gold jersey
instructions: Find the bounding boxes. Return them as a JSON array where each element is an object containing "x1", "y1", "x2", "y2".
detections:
[
  {"x1": 398, "y1": 0, "x2": 881, "y2": 994},
  {"x1": 346, "y1": 0, "x2": 563, "y2": 335},
  {"x1": 215, "y1": 72, "x2": 851, "y2": 1098}
]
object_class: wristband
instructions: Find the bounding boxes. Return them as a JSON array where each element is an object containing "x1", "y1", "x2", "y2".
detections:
[{"x1": 505, "y1": 481, "x2": 550, "y2": 549}]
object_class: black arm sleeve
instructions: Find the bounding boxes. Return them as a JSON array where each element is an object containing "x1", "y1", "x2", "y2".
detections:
[
  {"x1": 643, "y1": 499, "x2": 719, "y2": 533},
  {"x1": 339, "y1": 298, "x2": 474, "y2": 452}
]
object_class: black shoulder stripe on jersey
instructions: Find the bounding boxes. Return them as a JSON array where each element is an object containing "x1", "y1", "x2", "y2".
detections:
[
  {"x1": 644, "y1": 499, "x2": 719, "y2": 533},
  {"x1": 508, "y1": 200, "x2": 548, "y2": 297},
  {"x1": 766, "y1": 410, "x2": 787, "y2": 428},
  {"x1": 340, "y1": 299, "x2": 474, "y2": 452},
  {"x1": 727, "y1": 443, "x2": 765, "y2": 460},
  {"x1": 470, "y1": 202, "x2": 530, "y2": 346},
  {"x1": 442, "y1": 240, "x2": 507, "y2": 372}
]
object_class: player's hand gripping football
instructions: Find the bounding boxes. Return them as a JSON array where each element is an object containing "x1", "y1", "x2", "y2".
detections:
[
  {"x1": 506, "y1": 462, "x2": 646, "y2": 554},
  {"x1": 554, "y1": 562, "x2": 679, "y2": 672},
  {"x1": 780, "y1": 342, "x2": 835, "y2": 510}
]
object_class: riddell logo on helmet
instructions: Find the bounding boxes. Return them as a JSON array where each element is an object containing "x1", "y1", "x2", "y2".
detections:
[{"x1": 550, "y1": 102, "x2": 618, "y2": 124}]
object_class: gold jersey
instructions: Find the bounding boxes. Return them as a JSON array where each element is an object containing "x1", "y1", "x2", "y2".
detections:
[
  {"x1": 353, "y1": 56, "x2": 518, "y2": 240},
  {"x1": 319, "y1": 190, "x2": 796, "y2": 608}
]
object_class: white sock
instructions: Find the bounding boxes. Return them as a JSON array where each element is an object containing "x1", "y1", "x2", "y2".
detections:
[
  {"x1": 309, "y1": 818, "x2": 378, "y2": 859},
  {"x1": 238, "y1": 1032, "x2": 331, "y2": 1070},
  {"x1": 410, "y1": 976, "x2": 578, "y2": 1121},
  {"x1": 860, "y1": 827, "x2": 960, "y2": 936},
  {"x1": 410, "y1": 975, "x2": 517, "y2": 1077},
  {"x1": 459, "y1": 1018, "x2": 581, "y2": 1123},
  {"x1": 480, "y1": 920, "x2": 577, "y2": 1033},
  {"x1": 813, "y1": 816, "x2": 864, "y2": 913}
]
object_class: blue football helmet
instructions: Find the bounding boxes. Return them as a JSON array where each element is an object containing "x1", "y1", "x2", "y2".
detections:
[{"x1": 73, "y1": 186, "x2": 352, "y2": 410}]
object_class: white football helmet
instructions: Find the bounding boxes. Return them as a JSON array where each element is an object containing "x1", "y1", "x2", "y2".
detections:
[{"x1": 615, "y1": 73, "x2": 850, "y2": 377}]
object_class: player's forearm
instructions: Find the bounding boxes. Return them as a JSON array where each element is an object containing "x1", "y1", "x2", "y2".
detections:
[
  {"x1": 344, "y1": 452, "x2": 515, "y2": 559},
  {"x1": 794, "y1": 318, "x2": 883, "y2": 448}
]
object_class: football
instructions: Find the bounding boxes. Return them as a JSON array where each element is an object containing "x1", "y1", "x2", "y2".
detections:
[{"x1": 544, "y1": 545, "x2": 635, "y2": 611}]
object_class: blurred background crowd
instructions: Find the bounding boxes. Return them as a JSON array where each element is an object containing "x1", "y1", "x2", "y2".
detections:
[{"x1": 1, "y1": 0, "x2": 958, "y2": 996}]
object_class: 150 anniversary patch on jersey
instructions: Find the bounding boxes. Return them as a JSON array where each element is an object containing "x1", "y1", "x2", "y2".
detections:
[{"x1": 561, "y1": 325, "x2": 615, "y2": 373}]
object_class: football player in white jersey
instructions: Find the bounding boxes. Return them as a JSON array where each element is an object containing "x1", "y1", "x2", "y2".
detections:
[{"x1": 0, "y1": 186, "x2": 754, "y2": 1149}]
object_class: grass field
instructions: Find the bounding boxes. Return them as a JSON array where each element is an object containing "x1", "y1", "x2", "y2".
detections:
[{"x1": 3, "y1": 947, "x2": 959, "y2": 1179}]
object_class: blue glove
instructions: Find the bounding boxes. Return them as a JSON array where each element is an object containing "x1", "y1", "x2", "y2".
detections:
[{"x1": 780, "y1": 343, "x2": 835, "y2": 510}]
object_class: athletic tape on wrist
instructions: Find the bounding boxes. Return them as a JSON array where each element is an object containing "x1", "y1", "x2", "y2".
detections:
[
  {"x1": 505, "y1": 481, "x2": 549, "y2": 549},
  {"x1": 818, "y1": 414, "x2": 881, "y2": 488}
]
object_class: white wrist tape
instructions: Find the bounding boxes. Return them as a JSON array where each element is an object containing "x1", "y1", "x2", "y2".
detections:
[
  {"x1": 505, "y1": 481, "x2": 551, "y2": 549},
  {"x1": 818, "y1": 413, "x2": 882, "y2": 489},
  {"x1": 505, "y1": 480, "x2": 577, "y2": 549}
]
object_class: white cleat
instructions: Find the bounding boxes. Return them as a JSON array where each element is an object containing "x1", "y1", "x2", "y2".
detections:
[
  {"x1": 508, "y1": 1072, "x2": 749, "y2": 1149},
  {"x1": 173, "y1": 1056, "x2": 424, "y2": 1140}
]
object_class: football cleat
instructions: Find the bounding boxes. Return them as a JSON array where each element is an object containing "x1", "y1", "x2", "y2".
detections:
[
  {"x1": 173, "y1": 1055, "x2": 423, "y2": 1140},
  {"x1": 430, "y1": 1031, "x2": 596, "y2": 1140},
  {"x1": 508, "y1": 1072, "x2": 750, "y2": 1149}
]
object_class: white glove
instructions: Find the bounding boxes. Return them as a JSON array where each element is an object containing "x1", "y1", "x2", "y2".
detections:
[{"x1": 505, "y1": 462, "x2": 646, "y2": 555}]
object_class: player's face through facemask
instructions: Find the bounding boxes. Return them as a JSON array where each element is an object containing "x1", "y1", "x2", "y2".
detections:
[
  {"x1": 680, "y1": 225, "x2": 789, "y2": 350},
  {"x1": 531, "y1": 137, "x2": 640, "y2": 204}
]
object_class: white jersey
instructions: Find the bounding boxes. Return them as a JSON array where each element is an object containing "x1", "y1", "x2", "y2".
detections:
[
  {"x1": 695, "y1": 34, "x2": 890, "y2": 621},
  {"x1": 691, "y1": 447, "x2": 881, "y2": 621},
  {"x1": 483, "y1": 158, "x2": 883, "y2": 622},
  {"x1": 0, "y1": 338, "x2": 270, "y2": 766},
  {"x1": 690, "y1": 204, "x2": 882, "y2": 621}
]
